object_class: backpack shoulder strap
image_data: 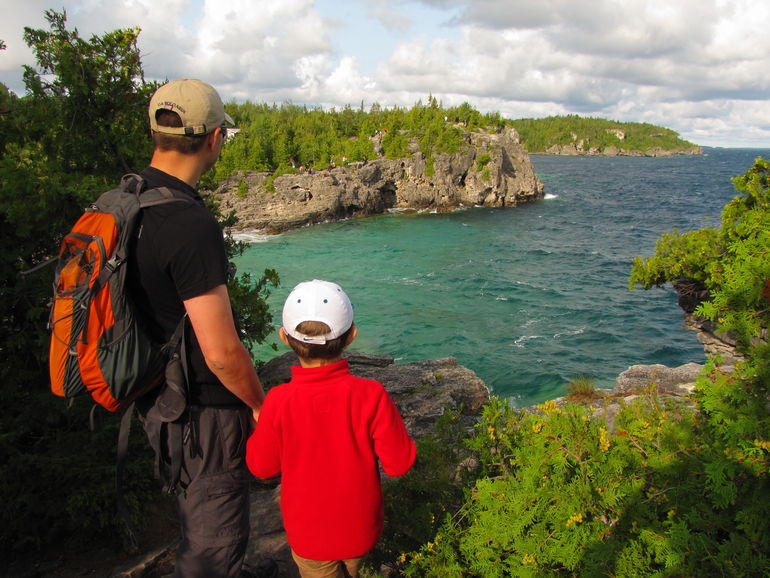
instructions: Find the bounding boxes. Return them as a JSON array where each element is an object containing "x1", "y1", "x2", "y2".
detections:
[
  {"x1": 120, "y1": 173, "x2": 146, "y2": 195},
  {"x1": 138, "y1": 186, "x2": 194, "y2": 209},
  {"x1": 118, "y1": 173, "x2": 194, "y2": 209}
]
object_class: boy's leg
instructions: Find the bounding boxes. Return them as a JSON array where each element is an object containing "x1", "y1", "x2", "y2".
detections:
[
  {"x1": 340, "y1": 557, "x2": 363, "y2": 577},
  {"x1": 291, "y1": 551, "x2": 364, "y2": 578}
]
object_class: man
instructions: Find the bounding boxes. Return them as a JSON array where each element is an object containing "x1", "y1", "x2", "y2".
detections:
[{"x1": 128, "y1": 78, "x2": 266, "y2": 577}]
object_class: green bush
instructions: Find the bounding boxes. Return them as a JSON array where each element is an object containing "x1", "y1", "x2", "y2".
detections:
[
  {"x1": 405, "y1": 391, "x2": 769, "y2": 576},
  {"x1": 476, "y1": 153, "x2": 492, "y2": 171},
  {"x1": 566, "y1": 374, "x2": 600, "y2": 400}
]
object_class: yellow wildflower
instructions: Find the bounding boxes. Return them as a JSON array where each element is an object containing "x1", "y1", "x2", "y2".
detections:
[
  {"x1": 599, "y1": 427, "x2": 611, "y2": 452},
  {"x1": 566, "y1": 512, "x2": 584, "y2": 527},
  {"x1": 537, "y1": 400, "x2": 560, "y2": 414},
  {"x1": 522, "y1": 554, "x2": 536, "y2": 565}
]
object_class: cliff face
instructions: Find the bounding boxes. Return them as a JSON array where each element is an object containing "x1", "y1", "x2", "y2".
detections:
[{"x1": 215, "y1": 127, "x2": 544, "y2": 234}]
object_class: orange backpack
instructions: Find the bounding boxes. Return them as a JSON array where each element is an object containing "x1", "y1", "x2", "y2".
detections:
[{"x1": 49, "y1": 174, "x2": 190, "y2": 411}]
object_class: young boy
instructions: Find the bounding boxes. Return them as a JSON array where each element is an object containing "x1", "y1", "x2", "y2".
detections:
[{"x1": 246, "y1": 280, "x2": 416, "y2": 577}]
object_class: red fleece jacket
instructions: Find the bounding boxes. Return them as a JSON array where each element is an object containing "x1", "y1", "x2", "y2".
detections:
[{"x1": 246, "y1": 359, "x2": 416, "y2": 560}]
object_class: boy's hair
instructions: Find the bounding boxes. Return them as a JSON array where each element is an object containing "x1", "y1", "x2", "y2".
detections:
[
  {"x1": 152, "y1": 109, "x2": 208, "y2": 155},
  {"x1": 286, "y1": 320, "x2": 354, "y2": 360}
]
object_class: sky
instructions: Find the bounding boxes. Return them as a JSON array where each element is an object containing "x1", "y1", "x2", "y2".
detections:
[{"x1": 2, "y1": 0, "x2": 769, "y2": 148}]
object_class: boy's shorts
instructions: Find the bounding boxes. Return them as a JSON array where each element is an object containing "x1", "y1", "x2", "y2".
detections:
[{"x1": 291, "y1": 549, "x2": 364, "y2": 578}]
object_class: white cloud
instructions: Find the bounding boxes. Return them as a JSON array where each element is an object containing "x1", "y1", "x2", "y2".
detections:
[{"x1": 1, "y1": 0, "x2": 769, "y2": 146}]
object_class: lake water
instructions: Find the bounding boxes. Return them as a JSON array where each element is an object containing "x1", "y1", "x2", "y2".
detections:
[{"x1": 235, "y1": 148, "x2": 770, "y2": 406}]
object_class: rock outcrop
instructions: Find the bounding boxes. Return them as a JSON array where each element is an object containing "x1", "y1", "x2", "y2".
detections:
[
  {"x1": 672, "y1": 280, "x2": 745, "y2": 367},
  {"x1": 257, "y1": 350, "x2": 491, "y2": 438},
  {"x1": 215, "y1": 127, "x2": 543, "y2": 234}
]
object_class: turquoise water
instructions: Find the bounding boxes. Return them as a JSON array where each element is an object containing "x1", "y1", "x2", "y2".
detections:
[{"x1": 235, "y1": 148, "x2": 770, "y2": 406}]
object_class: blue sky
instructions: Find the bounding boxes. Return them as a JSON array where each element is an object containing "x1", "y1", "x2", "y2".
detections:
[{"x1": 2, "y1": 0, "x2": 769, "y2": 147}]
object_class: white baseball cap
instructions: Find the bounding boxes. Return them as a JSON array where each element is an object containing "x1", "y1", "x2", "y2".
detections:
[{"x1": 282, "y1": 280, "x2": 354, "y2": 344}]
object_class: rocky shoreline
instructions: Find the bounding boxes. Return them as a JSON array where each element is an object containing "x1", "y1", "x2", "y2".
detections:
[{"x1": 214, "y1": 127, "x2": 544, "y2": 235}]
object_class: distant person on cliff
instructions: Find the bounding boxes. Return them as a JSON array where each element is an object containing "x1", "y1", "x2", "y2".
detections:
[
  {"x1": 129, "y1": 78, "x2": 268, "y2": 577},
  {"x1": 246, "y1": 280, "x2": 416, "y2": 577}
]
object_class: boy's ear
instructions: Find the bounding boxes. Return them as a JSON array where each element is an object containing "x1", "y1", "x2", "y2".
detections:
[
  {"x1": 345, "y1": 324, "x2": 358, "y2": 346},
  {"x1": 279, "y1": 327, "x2": 291, "y2": 346}
]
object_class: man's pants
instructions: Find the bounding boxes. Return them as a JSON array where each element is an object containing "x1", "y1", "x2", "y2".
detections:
[{"x1": 141, "y1": 404, "x2": 252, "y2": 578}]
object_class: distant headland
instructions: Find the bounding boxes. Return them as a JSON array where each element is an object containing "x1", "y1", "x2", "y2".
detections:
[{"x1": 508, "y1": 115, "x2": 703, "y2": 156}]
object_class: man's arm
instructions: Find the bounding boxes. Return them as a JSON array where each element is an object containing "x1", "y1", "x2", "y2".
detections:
[{"x1": 184, "y1": 284, "x2": 265, "y2": 419}]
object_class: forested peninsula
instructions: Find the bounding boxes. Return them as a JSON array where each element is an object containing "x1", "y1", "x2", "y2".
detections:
[
  {"x1": 509, "y1": 115, "x2": 703, "y2": 156},
  {"x1": 3, "y1": 11, "x2": 769, "y2": 578}
]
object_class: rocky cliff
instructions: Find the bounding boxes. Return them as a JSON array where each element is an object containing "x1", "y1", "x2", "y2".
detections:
[{"x1": 214, "y1": 127, "x2": 544, "y2": 234}]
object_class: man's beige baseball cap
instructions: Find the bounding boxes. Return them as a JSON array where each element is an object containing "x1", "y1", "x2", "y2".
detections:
[{"x1": 149, "y1": 78, "x2": 234, "y2": 136}]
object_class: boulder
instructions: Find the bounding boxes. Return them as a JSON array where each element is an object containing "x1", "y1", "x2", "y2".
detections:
[
  {"x1": 258, "y1": 351, "x2": 491, "y2": 439},
  {"x1": 615, "y1": 362, "x2": 703, "y2": 396}
]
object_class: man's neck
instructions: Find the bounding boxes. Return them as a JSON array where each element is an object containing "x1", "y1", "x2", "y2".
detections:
[{"x1": 149, "y1": 150, "x2": 204, "y2": 188}]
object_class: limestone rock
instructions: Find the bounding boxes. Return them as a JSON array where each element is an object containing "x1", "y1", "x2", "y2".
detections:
[
  {"x1": 544, "y1": 142, "x2": 703, "y2": 157},
  {"x1": 258, "y1": 350, "x2": 490, "y2": 439},
  {"x1": 214, "y1": 127, "x2": 543, "y2": 234},
  {"x1": 615, "y1": 362, "x2": 703, "y2": 396}
]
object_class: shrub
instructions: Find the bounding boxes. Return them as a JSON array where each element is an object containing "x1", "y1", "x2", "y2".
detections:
[
  {"x1": 566, "y1": 374, "x2": 601, "y2": 401},
  {"x1": 403, "y1": 393, "x2": 770, "y2": 576}
]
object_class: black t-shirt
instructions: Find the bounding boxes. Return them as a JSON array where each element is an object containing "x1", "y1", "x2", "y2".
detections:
[{"x1": 128, "y1": 166, "x2": 243, "y2": 407}]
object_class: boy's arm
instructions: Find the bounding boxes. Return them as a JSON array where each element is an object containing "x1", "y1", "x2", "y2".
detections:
[
  {"x1": 372, "y1": 390, "x2": 417, "y2": 477},
  {"x1": 246, "y1": 399, "x2": 282, "y2": 478}
]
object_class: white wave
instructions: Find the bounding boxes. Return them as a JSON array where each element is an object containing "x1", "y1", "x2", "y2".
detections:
[
  {"x1": 231, "y1": 230, "x2": 273, "y2": 243},
  {"x1": 553, "y1": 327, "x2": 586, "y2": 339},
  {"x1": 544, "y1": 193, "x2": 559, "y2": 200},
  {"x1": 513, "y1": 334, "x2": 542, "y2": 347}
]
